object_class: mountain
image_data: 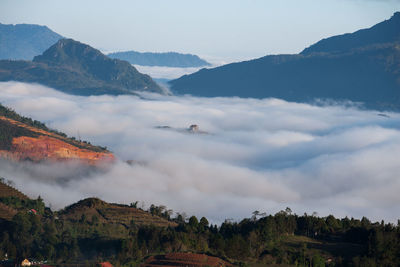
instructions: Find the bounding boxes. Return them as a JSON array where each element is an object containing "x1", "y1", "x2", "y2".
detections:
[
  {"x1": 108, "y1": 51, "x2": 211, "y2": 67},
  {"x1": 170, "y1": 13, "x2": 400, "y2": 111},
  {"x1": 301, "y1": 12, "x2": 400, "y2": 55},
  {"x1": 0, "y1": 38, "x2": 164, "y2": 95},
  {"x1": 0, "y1": 23, "x2": 63, "y2": 60},
  {"x1": 0, "y1": 103, "x2": 114, "y2": 164}
]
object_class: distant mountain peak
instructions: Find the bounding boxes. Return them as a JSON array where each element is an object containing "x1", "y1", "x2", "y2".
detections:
[
  {"x1": 108, "y1": 50, "x2": 211, "y2": 67},
  {"x1": 0, "y1": 22, "x2": 63, "y2": 60},
  {"x1": 33, "y1": 38, "x2": 105, "y2": 67}
]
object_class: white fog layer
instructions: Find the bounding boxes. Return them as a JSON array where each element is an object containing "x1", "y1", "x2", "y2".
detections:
[{"x1": 1, "y1": 81, "x2": 400, "y2": 223}]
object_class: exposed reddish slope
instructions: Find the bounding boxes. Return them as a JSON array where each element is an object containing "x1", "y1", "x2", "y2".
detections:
[
  {"x1": 142, "y1": 253, "x2": 232, "y2": 267},
  {"x1": 0, "y1": 116, "x2": 114, "y2": 165}
]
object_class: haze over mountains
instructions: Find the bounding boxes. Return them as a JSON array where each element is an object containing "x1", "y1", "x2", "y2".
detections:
[
  {"x1": 0, "y1": 23, "x2": 210, "y2": 68},
  {"x1": 170, "y1": 12, "x2": 400, "y2": 111},
  {"x1": 0, "y1": 23, "x2": 62, "y2": 60},
  {"x1": 108, "y1": 51, "x2": 211, "y2": 68},
  {"x1": 0, "y1": 38, "x2": 164, "y2": 96}
]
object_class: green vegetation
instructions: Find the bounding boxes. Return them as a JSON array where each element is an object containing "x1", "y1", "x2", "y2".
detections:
[{"x1": 1, "y1": 188, "x2": 399, "y2": 267}]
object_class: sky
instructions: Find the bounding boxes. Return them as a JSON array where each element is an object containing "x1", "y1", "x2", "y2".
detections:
[
  {"x1": 1, "y1": 81, "x2": 400, "y2": 223},
  {"x1": 1, "y1": 0, "x2": 400, "y2": 62}
]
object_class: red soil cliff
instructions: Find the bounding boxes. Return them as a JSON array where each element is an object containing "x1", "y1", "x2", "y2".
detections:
[{"x1": 0, "y1": 116, "x2": 114, "y2": 165}]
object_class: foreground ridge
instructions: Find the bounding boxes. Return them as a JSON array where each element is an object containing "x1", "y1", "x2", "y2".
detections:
[{"x1": 0, "y1": 180, "x2": 399, "y2": 267}]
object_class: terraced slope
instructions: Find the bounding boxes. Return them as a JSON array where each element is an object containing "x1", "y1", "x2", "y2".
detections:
[
  {"x1": 60, "y1": 198, "x2": 177, "y2": 228},
  {"x1": 0, "y1": 181, "x2": 28, "y2": 220},
  {"x1": 141, "y1": 253, "x2": 232, "y2": 267},
  {"x1": 0, "y1": 202, "x2": 17, "y2": 221},
  {"x1": 0, "y1": 180, "x2": 28, "y2": 199}
]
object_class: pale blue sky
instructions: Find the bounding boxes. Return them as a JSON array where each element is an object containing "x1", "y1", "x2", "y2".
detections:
[{"x1": 1, "y1": 0, "x2": 399, "y2": 61}]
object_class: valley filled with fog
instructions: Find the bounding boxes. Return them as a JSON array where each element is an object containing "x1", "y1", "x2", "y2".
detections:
[{"x1": 1, "y1": 81, "x2": 400, "y2": 223}]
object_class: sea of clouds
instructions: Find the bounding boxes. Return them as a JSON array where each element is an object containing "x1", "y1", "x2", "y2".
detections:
[{"x1": 1, "y1": 81, "x2": 400, "y2": 223}]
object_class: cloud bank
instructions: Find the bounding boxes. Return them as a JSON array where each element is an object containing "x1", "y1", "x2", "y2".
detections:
[{"x1": 1, "y1": 81, "x2": 400, "y2": 223}]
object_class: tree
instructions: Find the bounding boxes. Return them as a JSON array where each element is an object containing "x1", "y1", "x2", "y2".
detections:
[{"x1": 189, "y1": 216, "x2": 199, "y2": 229}]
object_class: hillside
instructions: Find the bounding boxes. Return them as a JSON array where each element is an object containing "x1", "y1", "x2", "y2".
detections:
[
  {"x1": 142, "y1": 253, "x2": 232, "y2": 267},
  {"x1": 0, "y1": 180, "x2": 27, "y2": 221},
  {"x1": 170, "y1": 13, "x2": 400, "y2": 111},
  {"x1": 0, "y1": 179, "x2": 38, "y2": 221},
  {"x1": 0, "y1": 103, "x2": 114, "y2": 164},
  {"x1": 0, "y1": 38, "x2": 164, "y2": 96},
  {"x1": 301, "y1": 12, "x2": 400, "y2": 54},
  {"x1": 59, "y1": 198, "x2": 177, "y2": 229},
  {"x1": 0, "y1": 179, "x2": 28, "y2": 200},
  {"x1": 0, "y1": 182, "x2": 399, "y2": 266},
  {"x1": 0, "y1": 23, "x2": 63, "y2": 60},
  {"x1": 108, "y1": 51, "x2": 211, "y2": 67}
]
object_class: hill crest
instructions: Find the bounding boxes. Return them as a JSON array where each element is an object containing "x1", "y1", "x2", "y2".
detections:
[{"x1": 0, "y1": 38, "x2": 165, "y2": 96}]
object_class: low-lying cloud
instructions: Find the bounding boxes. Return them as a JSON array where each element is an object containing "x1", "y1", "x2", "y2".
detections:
[{"x1": 1, "y1": 81, "x2": 400, "y2": 223}]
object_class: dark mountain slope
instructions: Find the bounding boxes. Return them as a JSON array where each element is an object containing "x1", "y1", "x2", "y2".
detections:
[
  {"x1": 170, "y1": 13, "x2": 400, "y2": 111},
  {"x1": 0, "y1": 23, "x2": 63, "y2": 60},
  {"x1": 302, "y1": 12, "x2": 400, "y2": 54},
  {"x1": 0, "y1": 38, "x2": 164, "y2": 95},
  {"x1": 108, "y1": 50, "x2": 211, "y2": 67}
]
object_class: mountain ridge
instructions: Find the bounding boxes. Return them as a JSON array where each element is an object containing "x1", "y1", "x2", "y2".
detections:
[
  {"x1": 170, "y1": 12, "x2": 400, "y2": 111},
  {"x1": 108, "y1": 50, "x2": 211, "y2": 67},
  {"x1": 301, "y1": 12, "x2": 400, "y2": 55},
  {"x1": 0, "y1": 38, "x2": 165, "y2": 96}
]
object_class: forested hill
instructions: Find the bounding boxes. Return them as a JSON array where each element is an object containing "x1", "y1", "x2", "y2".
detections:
[
  {"x1": 0, "y1": 23, "x2": 63, "y2": 60},
  {"x1": 108, "y1": 51, "x2": 211, "y2": 67},
  {"x1": 0, "y1": 182, "x2": 399, "y2": 266},
  {"x1": 0, "y1": 38, "x2": 165, "y2": 96},
  {"x1": 170, "y1": 13, "x2": 400, "y2": 111}
]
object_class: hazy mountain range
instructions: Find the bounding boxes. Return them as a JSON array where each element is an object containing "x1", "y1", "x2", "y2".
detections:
[
  {"x1": 108, "y1": 51, "x2": 211, "y2": 67},
  {"x1": 0, "y1": 23, "x2": 210, "y2": 68},
  {"x1": 0, "y1": 38, "x2": 164, "y2": 95},
  {"x1": 0, "y1": 23, "x2": 62, "y2": 60},
  {"x1": 170, "y1": 12, "x2": 400, "y2": 111}
]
